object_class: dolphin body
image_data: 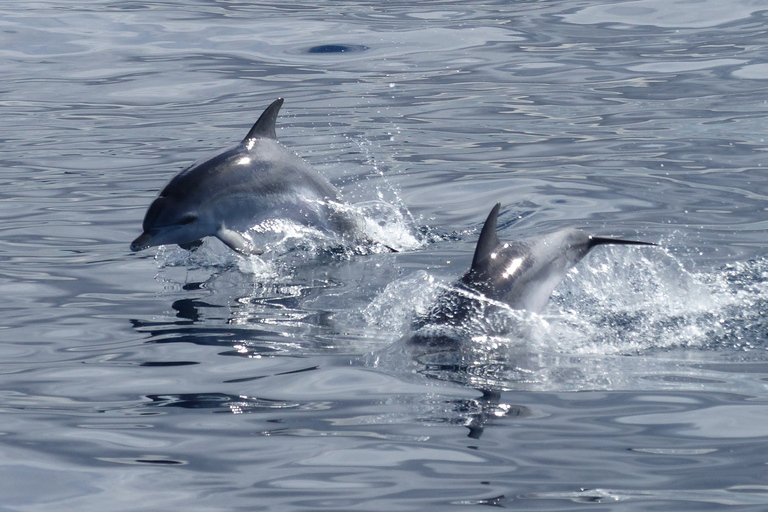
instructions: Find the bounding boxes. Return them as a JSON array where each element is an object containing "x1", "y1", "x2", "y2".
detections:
[
  {"x1": 411, "y1": 204, "x2": 655, "y2": 343},
  {"x1": 131, "y1": 98, "x2": 361, "y2": 255}
]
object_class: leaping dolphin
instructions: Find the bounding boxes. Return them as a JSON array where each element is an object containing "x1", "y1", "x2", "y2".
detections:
[
  {"x1": 130, "y1": 98, "x2": 361, "y2": 255},
  {"x1": 416, "y1": 203, "x2": 656, "y2": 331}
]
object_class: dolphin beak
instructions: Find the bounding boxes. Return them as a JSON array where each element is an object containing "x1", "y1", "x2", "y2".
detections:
[{"x1": 130, "y1": 232, "x2": 154, "y2": 252}]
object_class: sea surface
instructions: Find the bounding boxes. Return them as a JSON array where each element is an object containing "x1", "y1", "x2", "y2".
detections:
[{"x1": 2, "y1": 1, "x2": 768, "y2": 510}]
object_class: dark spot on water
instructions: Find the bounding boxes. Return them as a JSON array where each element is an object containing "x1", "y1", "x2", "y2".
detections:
[
  {"x1": 140, "y1": 361, "x2": 199, "y2": 367},
  {"x1": 223, "y1": 375, "x2": 266, "y2": 384},
  {"x1": 307, "y1": 44, "x2": 368, "y2": 54},
  {"x1": 146, "y1": 393, "x2": 234, "y2": 409},
  {"x1": 135, "y1": 458, "x2": 184, "y2": 465},
  {"x1": 275, "y1": 365, "x2": 319, "y2": 376},
  {"x1": 182, "y1": 281, "x2": 205, "y2": 291}
]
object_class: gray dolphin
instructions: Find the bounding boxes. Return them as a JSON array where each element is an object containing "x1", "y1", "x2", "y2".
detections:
[
  {"x1": 130, "y1": 98, "x2": 361, "y2": 255},
  {"x1": 416, "y1": 203, "x2": 656, "y2": 330}
]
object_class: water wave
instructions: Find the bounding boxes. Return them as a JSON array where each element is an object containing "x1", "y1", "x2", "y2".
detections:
[{"x1": 365, "y1": 246, "x2": 768, "y2": 390}]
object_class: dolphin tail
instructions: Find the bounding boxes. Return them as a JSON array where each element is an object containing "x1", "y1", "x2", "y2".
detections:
[
  {"x1": 588, "y1": 236, "x2": 657, "y2": 249},
  {"x1": 471, "y1": 203, "x2": 502, "y2": 272},
  {"x1": 243, "y1": 98, "x2": 284, "y2": 142}
]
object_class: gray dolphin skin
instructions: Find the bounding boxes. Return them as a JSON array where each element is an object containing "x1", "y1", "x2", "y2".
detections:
[
  {"x1": 417, "y1": 203, "x2": 655, "y2": 330},
  {"x1": 130, "y1": 98, "x2": 360, "y2": 255}
]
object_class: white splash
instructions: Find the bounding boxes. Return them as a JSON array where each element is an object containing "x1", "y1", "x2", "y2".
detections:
[{"x1": 365, "y1": 247, "x2": 768, "y2": 357}]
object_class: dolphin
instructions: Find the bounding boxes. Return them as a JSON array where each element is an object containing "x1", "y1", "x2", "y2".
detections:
[
  {"x1": 130, "y1": 98, "x2": 361, "y2": 255},
  {"x1": 415, "y1": 203, "x2": 656, "y2": 332}
]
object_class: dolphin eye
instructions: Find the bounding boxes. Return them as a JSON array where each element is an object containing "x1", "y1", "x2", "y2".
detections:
[{"x1": 179, "y1": 214, "x2": 197, "y2": 225}]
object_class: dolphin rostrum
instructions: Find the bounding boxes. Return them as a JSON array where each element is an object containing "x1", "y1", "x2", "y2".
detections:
[
  {"x1": 131, "y1": 98, "x2": 361, "y2": 255},
  {"x1": 416, "y1": 203, "x2": 656, "y2": 331}
]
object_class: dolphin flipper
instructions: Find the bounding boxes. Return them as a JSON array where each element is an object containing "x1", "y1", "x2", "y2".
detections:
[
  {"x1": 215, "y1": 226, "x2": 263, "y2": 255},
  {"x1": 179, "y1": 240, "x2": 204, "y2": 251},
  {"x1": 243, "y1": 98, "x2": 284, "y2": 142}
]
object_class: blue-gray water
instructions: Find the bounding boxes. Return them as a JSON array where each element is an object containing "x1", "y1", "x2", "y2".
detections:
[{"x1": 3, "y1": 1, "x2": 768, "y2": 510}]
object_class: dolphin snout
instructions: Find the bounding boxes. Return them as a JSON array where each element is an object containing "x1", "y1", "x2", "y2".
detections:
[{"x1": 130, "y1": 232, "x2": 153, "y2": 252}]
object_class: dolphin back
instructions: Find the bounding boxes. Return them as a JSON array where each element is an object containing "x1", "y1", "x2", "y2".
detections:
[
  {"x1": 460, "y1": 205, "x2": 657, "y2": 314},
  {"x1": 131, "y1": 98, "x2": 367, "y2": 254}
]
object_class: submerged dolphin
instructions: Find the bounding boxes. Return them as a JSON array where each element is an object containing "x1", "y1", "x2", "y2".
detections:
[
  {"x1": 130, "y1": 98, "x2": 361, "y2": 255},
  {"x1": 416, "y1": 203, "x2": 655, "y2": 331}
]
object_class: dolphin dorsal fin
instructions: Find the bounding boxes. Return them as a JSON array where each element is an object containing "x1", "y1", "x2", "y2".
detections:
[
  {"x1": 243, "y1": 98, "x2": 284, "y2": 142},
  {"x1": 471, "y1": 203, "x2": 502, "y2": 271}
]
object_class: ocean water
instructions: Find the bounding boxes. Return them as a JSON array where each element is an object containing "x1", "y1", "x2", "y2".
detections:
[{"x1": 2, "y1": 0, "x2": 768, "y2": 510}]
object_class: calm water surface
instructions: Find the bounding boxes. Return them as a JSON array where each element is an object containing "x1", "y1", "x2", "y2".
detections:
[{"x1": 2, "y1": 1, "x2": 768, "y2": 510}]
